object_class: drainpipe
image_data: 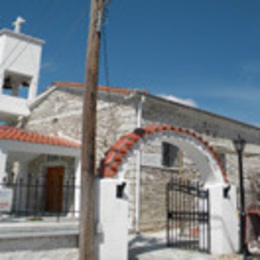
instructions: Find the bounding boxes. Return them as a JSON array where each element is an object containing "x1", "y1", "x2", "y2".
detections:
[
  {"x1": 74, "y1": 158, "x2": 81, "y2": 218},
  {"x1": 0, "y1": 148, "x2": 8, "y2": 185},
  {"x1": 135, "y1": 95, "x2": 145, "y2": 234}
]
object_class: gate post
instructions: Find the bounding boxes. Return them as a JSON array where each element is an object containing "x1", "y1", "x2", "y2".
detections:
[
  {"x1": 207, "y1": 184, "x2": 239, "y2": 254},
  {"x1": 95, "y1": 178, "x2": 128, "y2": 260},
  {"x1": 0, "y1": 149, "x2": 7, "y2": 184}
]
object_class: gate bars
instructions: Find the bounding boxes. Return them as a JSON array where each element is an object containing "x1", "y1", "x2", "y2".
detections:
[
  {"x1": 1, "y1": 172, "x2": 80, "y2": 221},
  {"x1": 166, "y1": 177, "x2": 210, "y2": 253}
]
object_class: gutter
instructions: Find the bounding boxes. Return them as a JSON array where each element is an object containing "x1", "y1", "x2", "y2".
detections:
[
  {"x1": 28, "y1": 86, "x2": 57, "y2": 110},
  {"x1": 135, "y1": 95, "x2": 145, "y2": 233}
]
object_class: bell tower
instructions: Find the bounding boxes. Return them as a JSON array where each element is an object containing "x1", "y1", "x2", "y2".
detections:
[
  {"x1": 0, "y1": 17, "x2": 45, "y2": 122},
  {"x1": 0, "y1": 16, "x2": 44, "y2": 100}
]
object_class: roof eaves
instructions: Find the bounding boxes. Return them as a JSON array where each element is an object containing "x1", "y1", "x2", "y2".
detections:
[
  {"x1": 28, "y1": 86, "x2": 57, "y2": 110},
  {"x1": 0, "y1": 126, "x2": 81, "y2": 148},
  {"x1": 51, "y1": 82, "x2": 148, "y2": 95}
]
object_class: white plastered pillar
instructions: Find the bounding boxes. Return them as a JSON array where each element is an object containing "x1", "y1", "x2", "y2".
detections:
[
  {"x1": 95, "y1": 178, "x2": 128, "y2": 260},
  {"x1": 74, "y1": 158, "x2": 81, "y2": 217},
  {"x1": 206, "y1": 184, "x2": 239, "y2": 254},
  {"x1": 0, "y1": 149, "x2": 8, "y2": 184},
  {"x1": 135, "y1": 95, "x2": 145, "y2": 233},
  {"x1": 16, "y1": 161, "x2": 28, "y2": 211},
  {"x1": 0, "y1": 71, "x2": 4, "y2": 94},
  {"x1": 28, "y1": 69, "x2": 39, "y2": 100}
]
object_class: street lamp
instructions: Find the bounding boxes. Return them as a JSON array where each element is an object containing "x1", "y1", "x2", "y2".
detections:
[{"x1": 233, "y1": 135, "x2": 246, "y2": 254}]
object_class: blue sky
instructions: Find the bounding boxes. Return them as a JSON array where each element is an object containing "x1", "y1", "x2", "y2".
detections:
[{"x1": 1, "y1": 0, "x2": 260, "y2": 126}]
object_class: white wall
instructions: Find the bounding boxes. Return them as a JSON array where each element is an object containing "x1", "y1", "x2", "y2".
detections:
[
  {"x1": 74, "y1": 159, "x2": 81, "y2": 217},
  {"x1": 95, "y1": 179, "x2": 128, "y2": 260},
  {"x1": 0, "y1": 94, "x2": 30, "y2": 120},
  {"x1": 0, "y1": 30, "x2": 44, "y2": 100},
  {"x1": 206, "y1": 184, "x2": 239, "y2": 254},
  {"x1": 0, "y1": 149, "x2": 7, "y2": 183}
]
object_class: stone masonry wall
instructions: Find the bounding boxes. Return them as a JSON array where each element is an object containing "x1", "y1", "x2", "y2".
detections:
[
  {"x1": 26, "y1": 87, "x2": 138, "y2": 224},
  {"x1": 25, "y1": 88, "x2": 260, "y2": 232},
  {"x1": 26, "y1": 88, "x2": 138, "y2": 163},
  {"x1": 139, "y1": 165, "x2": 198, "y2": 231},
  {"x1": 143, "y1": 99, "x2": 260, "y2": 145},
  {"x1": 136, "y1": 98, "x2": 260, "y2": 231}
]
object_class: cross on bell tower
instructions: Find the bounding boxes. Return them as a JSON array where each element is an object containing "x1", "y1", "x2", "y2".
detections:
[
  {"x1": 12, "y1": 16, "x2": 26, "y2": 33},
  {"x1": 0, "y1": 17, "x2": 44, "y2": 101}
]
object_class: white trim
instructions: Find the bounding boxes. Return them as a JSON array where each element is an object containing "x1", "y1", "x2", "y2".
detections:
[
  {"x1": 0, "y1": 140, "x2": 80, "y2": 158},
  {"x1": 0, "y1": 149, "x2": 7, "y2": 183},
  {"x1": 74, "y1": 159, "x2": 81, "y2": 217},
  {"x1": 56, "y1": 132, "x2": 80, "y2": 143},
  {"x1": 28, "y1": 86, "x2": 57, "y2": 109},
  {"x1": 118, "y1": 131, "x2": 225, "y2": 186},
  {"x1": 0, "y1": 29, "x2": 45, "y2": 45},
  {"x1": 135, "y1": 96, "x2": 145, "y2": 233}
]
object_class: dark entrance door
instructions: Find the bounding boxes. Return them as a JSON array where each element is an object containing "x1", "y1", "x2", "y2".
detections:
[
  {"x1": 166, "y1": 177, "x2": 210, "y2": 252},
  {"x1": 45, "y1": 166, "x2": 64, "y2": 213}
]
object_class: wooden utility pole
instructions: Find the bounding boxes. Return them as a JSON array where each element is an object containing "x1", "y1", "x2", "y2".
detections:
[{"x1": 80, "y1": 0, "x2": 104, "y2": 259}]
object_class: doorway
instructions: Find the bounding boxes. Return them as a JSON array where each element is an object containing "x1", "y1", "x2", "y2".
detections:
[{"x1": 45, "y1": 166, "x2": 64, "y2": 212}]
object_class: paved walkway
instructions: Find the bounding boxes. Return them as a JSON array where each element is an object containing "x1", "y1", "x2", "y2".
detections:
[
  {"x1": 0, "y1": 228, "x2": 244, "y2": 260},
  {"x1": 128, "y1": 231, "x2": 242, "y2": 260},
  {"x1": 130, "y1": 248, "x2": 242, "y2": 260},
  {"x1": 0, "y1": 247, "x2": 243, "y2": 260}
]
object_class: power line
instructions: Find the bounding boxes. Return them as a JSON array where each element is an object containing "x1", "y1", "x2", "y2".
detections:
[
  {"x1": 102, "y1": 10, "x2": 110, "y2": 87},
  {"x1": 0, "y1": 0, "x2": 70, "y2": 71},
  {"x1": 49, "y1": 6, "x2": 88, "y2": 64},
  {"x1": 0, "y1": 0, "x2": 54, "y2": 68}
]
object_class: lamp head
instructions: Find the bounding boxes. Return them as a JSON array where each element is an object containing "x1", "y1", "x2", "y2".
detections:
[{"x1": 233, "y1": 135, "x2": 246, "y2": 153}]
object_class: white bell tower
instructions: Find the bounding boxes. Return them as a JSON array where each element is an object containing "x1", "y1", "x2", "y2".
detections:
[
  {"x1": 0, "y1": 16, "x2": 45, "y2": 100},
  {"x1": 0, "y1": 17, "x2": 45, "y2": 122}
]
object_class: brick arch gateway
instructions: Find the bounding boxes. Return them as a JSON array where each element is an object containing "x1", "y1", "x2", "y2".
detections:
[
  {"x1": 98, "y1": 124, "x2": 229, "y2": 185},
  {"x1": 96, "y1": 125, "x2": 239, "y2": 256}
]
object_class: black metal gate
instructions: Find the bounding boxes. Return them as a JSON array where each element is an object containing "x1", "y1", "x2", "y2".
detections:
[{"x1": 166, "y1": 177, "x2": 210, "y2": 252}]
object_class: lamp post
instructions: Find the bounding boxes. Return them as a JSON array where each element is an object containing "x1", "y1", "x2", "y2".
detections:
[{"x1": 233, "y1": 135, "x2": 246, "y2": 254}]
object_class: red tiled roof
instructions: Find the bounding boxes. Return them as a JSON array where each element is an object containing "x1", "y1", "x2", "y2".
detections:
[
  {"x1": 52, "y1": 82, "x2": 148, "y2": 94},
  {"x1": 98, "y1": 124, "x2": 229, "y2": 184},
  {"x1": 0, "y1": 126, "x2": 80, "y2": 148}
]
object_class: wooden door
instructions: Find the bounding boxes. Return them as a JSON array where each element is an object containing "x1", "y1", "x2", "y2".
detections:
[{"x1": 45, "y1": 166, "x2": 64, "y2": 212}]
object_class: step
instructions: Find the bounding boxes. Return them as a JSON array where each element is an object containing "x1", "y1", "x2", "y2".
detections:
[{"x1": 0, "y1": 221, "x2": 79, "y2": 252}]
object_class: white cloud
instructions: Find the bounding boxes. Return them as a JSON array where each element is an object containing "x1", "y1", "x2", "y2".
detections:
[
  {"x1": 240, "y1": 60, "x2": 260, "y2": 76},
  {"x1": 159, "y1": 94, "x2": 198, "y2": 108},
  {"x1": 41, "y1": 61, "x2": 57, "y2": 72}
]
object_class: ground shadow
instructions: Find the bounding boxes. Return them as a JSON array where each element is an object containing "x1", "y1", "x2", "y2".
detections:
[{"x1": 128, "y1": 234, "x2": 167, "y2": 259}]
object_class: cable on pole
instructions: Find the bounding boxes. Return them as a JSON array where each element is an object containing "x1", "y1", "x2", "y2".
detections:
[
  {"x1": 102, "y1": 9, "x2": 110, "y2": 87},
  {"x1": 0, "y1": 0, "x2": 70, "y2": 71}
]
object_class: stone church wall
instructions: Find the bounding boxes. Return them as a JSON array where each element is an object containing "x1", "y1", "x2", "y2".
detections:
[
  {"x1": 25, "y1": 88, "x2": 260, "y2": 232},
  {"x1": 134, "y1": 98, "x2": 260, "y2": 231},
  {"x1": 25, "y1": 87, "x2": 139, "y2": 224},
  {"x1": 26, "y1": 88, "x2": 138, "y2": 163}
]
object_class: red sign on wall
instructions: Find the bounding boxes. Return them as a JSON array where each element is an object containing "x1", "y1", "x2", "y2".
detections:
[{"x1": 0, "y1": 189, "x2": 13, "y2": 212}]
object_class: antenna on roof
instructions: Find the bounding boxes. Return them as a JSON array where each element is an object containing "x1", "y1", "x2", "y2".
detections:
[{"x1": 12, "y1": 16, "x2": 26, "y2": 33}]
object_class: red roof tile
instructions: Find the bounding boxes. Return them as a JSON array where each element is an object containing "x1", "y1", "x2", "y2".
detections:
[
  {"x1": 0, "y1": 126, "x2": 80, "y2": 148},
  {"x1": 52, "y1": 82, "x2": 148, "y2": 94},
  {"x1": 98, "y1": 124, "x2": 229, "y2": 184}
]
